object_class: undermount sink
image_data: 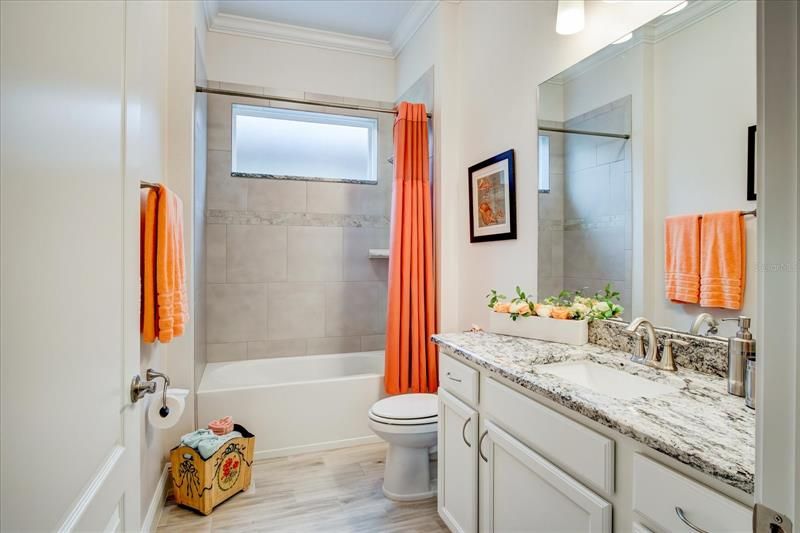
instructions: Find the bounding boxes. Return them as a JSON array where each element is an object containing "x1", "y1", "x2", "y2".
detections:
[{"x1": 541, "y1": 361, "x2": 679, "y2": 400}]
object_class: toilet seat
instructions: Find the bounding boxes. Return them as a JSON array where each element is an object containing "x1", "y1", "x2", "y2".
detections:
[{"x1": 368, "y1": 393, "x2": 438, "y2": 426}]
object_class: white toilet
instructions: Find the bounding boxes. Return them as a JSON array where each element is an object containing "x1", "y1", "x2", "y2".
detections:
[{"x1": 368, "y1": 393, "x2": 438, "y2": 501}]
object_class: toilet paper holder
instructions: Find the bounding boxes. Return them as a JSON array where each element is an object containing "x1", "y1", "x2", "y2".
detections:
[{"x1": 130, "y1": 369, "x2": 171, "y2": 409}]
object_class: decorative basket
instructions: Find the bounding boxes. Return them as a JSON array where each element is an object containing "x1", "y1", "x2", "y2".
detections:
[
  {"x1": 169, "y1": 424, "x2": 255, "y2": 515},
  {"x1": 488, "y1": 311, "x2": 588, "y2": 345}
]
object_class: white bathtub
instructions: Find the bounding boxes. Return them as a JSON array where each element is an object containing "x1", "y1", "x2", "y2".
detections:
[{"x1": 197, "y1": 350, "x2": 386, "y2": 459}]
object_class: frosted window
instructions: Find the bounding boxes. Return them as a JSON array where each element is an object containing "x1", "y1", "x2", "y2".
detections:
[
  {"x1": 538, "y1": 134, "x2": 550, "y2": 193},
  {"x1": 232, "y1": 104, "x2": 378, "y2": 183}
]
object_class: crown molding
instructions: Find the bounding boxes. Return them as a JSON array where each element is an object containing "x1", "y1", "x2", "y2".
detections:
[
  {"x1": 203, "y1": 0, "x2": 219, "y2": 30},
  {"x1": 209, "y1": 12, "x2": 395, "y2": 58},
  {"x1": 203, "y1": 0, "x2": 439, "y2": 59},
  {"x1": 390, "y1": 1, "x2": 439, "y2": 56}
]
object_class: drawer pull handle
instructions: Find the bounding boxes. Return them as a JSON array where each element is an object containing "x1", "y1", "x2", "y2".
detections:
[
  {"x1": 462, "y1": 418, "x2": 472, "y2": 447},
  {"x1": 675, "y1": 507, "x2": 710, "y2": 533},
  {"x1": 447, "y1": 372, "x2": 462, "y2": 383},
  {"x1": 478, "y1": 430, "x2": 489, "y2": 462}
]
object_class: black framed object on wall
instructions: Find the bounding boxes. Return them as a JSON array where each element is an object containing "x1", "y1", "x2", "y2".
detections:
[
  {"x1": 468, "y1": 149, "x2": 517, "y2": 243},
  {"x1": 747, "y1": 124, "x2": 757, "y2": 202}
]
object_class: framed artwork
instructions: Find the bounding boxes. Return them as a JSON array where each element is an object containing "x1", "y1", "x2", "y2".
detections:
[
  {"x1": 468, "y1": 149, "x2": 517, "y2": 243},
  {"x1": 747, "y1": 124, "x2": 757, "y2": 201}
]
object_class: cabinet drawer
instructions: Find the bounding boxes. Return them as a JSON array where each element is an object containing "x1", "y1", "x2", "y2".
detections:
[
  {"x1": 439, "y1": 353, "x2": 479, "y2": 406},
  {"x1": 633, "y1": 454, "x2": 751, "y2": 533},
  {"x1": 482, "y1": 377, "x2": 614, "y2": 495}
]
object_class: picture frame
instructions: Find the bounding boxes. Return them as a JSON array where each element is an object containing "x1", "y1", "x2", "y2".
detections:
[
  {"x1": 468, "y1": 149, "x2": 517, "y2": 243},
  {"x1": 747, "y1": 124, "x2": 757, "y2": 201}
]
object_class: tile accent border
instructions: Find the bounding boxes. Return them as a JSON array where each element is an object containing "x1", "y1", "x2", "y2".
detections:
[{"x1": 207, "y1": 209, "x2": 389, "y2": 228}]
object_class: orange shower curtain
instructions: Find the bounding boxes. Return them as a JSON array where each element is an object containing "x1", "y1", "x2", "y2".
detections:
[{"x1": 384, "y1": 102, "x2": 437, "y2": 395}]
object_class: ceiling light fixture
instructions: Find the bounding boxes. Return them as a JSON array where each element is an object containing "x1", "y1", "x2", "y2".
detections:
[
  {"x1": 663, "y1": 1, "x2": 688, "y2": 16},
  {"x1": 613, "y1": 33, "x2": 633, "y2": 44},
  {"x1": 556, "y1": 0, "x2": 585, "y2": 35}
]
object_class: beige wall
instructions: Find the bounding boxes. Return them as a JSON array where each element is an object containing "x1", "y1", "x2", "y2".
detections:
[
  {"x1": 206, "y1": 31, "x2": 395, "y2": 103},
  {"x1": 203, "y1": 88, "x2": 393, "y2": 362},
  {"x1": 397, "y1": 1, "x2": 684, "y2": 333},
  {"x1": 650, "y1": 1, "x2": 756, "y2": 335}
]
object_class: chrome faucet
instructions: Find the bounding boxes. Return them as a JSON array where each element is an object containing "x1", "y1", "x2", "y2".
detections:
[
  {"x1": 625, "y1": 317, "x2": 660, "y2": 367},
  {"x1": 689, "y1": 313, "x2": 719, "y2": 336}
]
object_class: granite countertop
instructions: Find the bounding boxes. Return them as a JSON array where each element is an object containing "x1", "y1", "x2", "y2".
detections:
[{"x1": 432, "y1": 331, "x2": 755, "y2": 494}]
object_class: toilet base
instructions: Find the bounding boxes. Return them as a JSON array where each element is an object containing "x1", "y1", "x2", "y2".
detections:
[
  {"x1": 382, "y1": 480, "x2": 436, "y2": 502},
  {"x1": 381, "y1": 443, "x2": 437, "y2": 501}
]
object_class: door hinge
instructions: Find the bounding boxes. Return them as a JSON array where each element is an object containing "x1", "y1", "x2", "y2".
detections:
[{"x1": 754, "y1": 503, "x2": 792, "y2": 533}]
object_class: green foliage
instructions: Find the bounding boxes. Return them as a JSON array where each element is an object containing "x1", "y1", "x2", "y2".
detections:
[{"x1": 486, "y1": 289, "x2": 507, "y2": 309}]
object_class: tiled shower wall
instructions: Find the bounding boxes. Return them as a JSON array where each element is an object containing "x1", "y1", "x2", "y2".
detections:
[
  {"x1": 537, "y1": 123, "x2": 565, "y2": 300},
  {"x1": 204, "y1": 84, "x2": 394, "y2": 362},
  {"x1": 563, "y1": 96, "x2": 633, "y2": 316},
  {"x1": 538, "y1": 96, "x2": 632, "y2": 317}
]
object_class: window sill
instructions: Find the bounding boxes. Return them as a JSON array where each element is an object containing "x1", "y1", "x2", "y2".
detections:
[{"x1": 231, "y1": 172, "x2": 378, "y2": 186}]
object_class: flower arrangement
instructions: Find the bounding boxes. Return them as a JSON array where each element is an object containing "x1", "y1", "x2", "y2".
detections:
[{"x1": 487, "y1": 283, "x2": 624, "y2": 321}]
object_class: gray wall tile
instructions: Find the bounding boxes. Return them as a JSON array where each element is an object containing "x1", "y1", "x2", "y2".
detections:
[
  {"x1": 206, "y1": 224, "x2": 227, "y2": 283},
  {"x1": 267, "y1": 282, "x2": 326, "y2": 339},
  {"x1": 325, "y1": 282, "x2": 383, "y2": 337},
  {"x1": 247, "y1": 178, "x2": 307, "y2": 212},
  {"x1": 227, "y1": 225, "x2": 287, "y2": 282},
  {"x1": 343, "y1": 227, "x2": 389, "y2": 281},
  {"x1": 306, "y1": 336, "x2": 362, "y2": 355},
  {"x1": 204, "y1": 91, "x2": 394, "y2": 359},
  {"x1": 306, "y1": 182, "x2": 388, "y2": 216},
  {"x1": 207, "y1": 342, "x2": 247, "y2": 363},
  {"x1": 361, "y1": 334, "x2": 386, "y2": 351},
  {"x1": 247, "y1": 339, "x2": 306, "y2": 359},
  {"x1": 287, "y1": 226, "x2": 343, "y2": 282},
  {"x1": 206, "y1": 283, "x2": 268, "y2": 343}
]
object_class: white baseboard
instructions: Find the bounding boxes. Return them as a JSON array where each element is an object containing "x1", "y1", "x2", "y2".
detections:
[
  {"x1": 142, "y1": 464, "x2": 170, "y2": 533},
  {"x1": 253, "y1": 435, "x2": 382, "y2": 461}
]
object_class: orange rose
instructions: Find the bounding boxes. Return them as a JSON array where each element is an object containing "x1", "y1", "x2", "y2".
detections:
[
  {"x1": 493, "y1": 302, "x2": 512, "y2": 313},
  {"x1": 551, "y1": 307, "x2": 574, "y2": 320}
]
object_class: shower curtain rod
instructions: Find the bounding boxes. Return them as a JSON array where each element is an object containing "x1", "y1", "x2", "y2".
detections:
[
  {"x1": 196, "y1": 86, "x2": 433, "y2": 119},
  {"x1": 538, "y1": 125, "x2": 630, "y2": 140}
]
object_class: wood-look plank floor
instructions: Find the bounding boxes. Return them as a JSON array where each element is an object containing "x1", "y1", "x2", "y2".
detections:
[{"x1": 156, "y1": 443, "x2": 448, "y2": 532}]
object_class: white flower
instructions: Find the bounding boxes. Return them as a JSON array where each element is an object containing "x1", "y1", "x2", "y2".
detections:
[
  {"x1": 535, "y1": 304, "x2": 554, "y2": 318},
  {"x1": 593, "y1": 301, "x2": 610, "y2": 313},
  {"x1": 510, "y1": 301, "x2": 531, "y2": 315},
  {"x1": 570, "y1": 302, "x2": 590, "y2": 317}
]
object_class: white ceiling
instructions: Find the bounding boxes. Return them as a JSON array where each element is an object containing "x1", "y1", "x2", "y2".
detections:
[{"x1": 215, "y1": 0, "x2": 418, "y2": 41}]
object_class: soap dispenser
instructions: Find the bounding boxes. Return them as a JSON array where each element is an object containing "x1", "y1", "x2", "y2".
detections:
[{"x1": 722, "y1": 316, "x2": 756, "y2": 398}]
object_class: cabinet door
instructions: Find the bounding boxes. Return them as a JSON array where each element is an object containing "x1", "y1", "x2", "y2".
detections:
[
  {"x1": 438, "y1": 388, "x2": 479, "y2": 533},
  {"x1": 481, "y1": 421, "x2": 611, "y2": 533}
]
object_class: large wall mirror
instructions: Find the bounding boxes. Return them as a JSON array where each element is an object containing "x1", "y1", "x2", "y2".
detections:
[{"x1": 537, "y1": 0, "x2": 756, "y2": 337}]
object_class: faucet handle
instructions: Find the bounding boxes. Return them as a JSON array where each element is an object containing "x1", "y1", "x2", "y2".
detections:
[
  {"x1": 626, "y1": 330, "x2": 647, "y2": 362},
  {"x1": 660, "y1": 339, "x2": 688, "y2": 371}
]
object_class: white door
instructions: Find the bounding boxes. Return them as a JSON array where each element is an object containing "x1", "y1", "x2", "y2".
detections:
[
  {"x1": 755, "y1": 0, "x2": 799, "y2": 528},
  {"x1": 480, "y1": 421, "x2": 611, "y2": 533},
  {"x1": 438, "y1": 388, "x2": 479, "y2": 533},
  {"x1": 1, "y1": 1, "x2": 141, "y2": 531}
]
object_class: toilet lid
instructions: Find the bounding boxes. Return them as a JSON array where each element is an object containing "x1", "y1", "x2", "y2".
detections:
[{"x1": 370, "y1": 393, "x2": 438, "y2": 421}]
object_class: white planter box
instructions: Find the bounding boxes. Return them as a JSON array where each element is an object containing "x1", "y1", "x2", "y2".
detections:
[{"x1": 488, "y1": 311, "x2": 588, "y2": 345}]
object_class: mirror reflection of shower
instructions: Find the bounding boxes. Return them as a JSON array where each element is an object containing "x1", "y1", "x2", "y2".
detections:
[{"x1": 537, "y1": 97, "x2": 632, "y2": 320}]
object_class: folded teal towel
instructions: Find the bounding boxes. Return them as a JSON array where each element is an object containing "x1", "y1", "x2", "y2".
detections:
[{"x1": 180, "y1": 429, "x2": 242, "y2": 459}]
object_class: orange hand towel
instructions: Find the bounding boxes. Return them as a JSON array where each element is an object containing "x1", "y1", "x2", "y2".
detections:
[
  {"x1": 664, "y1": 214, "x2": 701, "y2": 304},
  {"x1": 140, "y1": 189, "x2": 159, "y2": 342},
  {"x1": 700, "y1": 211, "x2": 746, "y2": 310},
  {"x1": 156, "y1": 185, "x2": 188, "y2": 342}
]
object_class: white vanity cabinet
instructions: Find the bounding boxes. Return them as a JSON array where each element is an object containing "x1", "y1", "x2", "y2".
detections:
[
  {"x1": 437, "y1": 351, "x2": 753, "y2": 533},
  {"x1": 438, "y1": 354, "x2": 612, "y2": 533},
  {"x1": 438, "y1": 388, "x2": 479, "y2": 533},
  {"x1": 480, "y1": 421, "x2": 612, "y2": 533}
]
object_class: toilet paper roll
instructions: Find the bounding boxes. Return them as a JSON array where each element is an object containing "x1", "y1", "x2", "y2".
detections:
[{"x1": 147, "y1": 393, "x2": 185, "y2": 430}]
